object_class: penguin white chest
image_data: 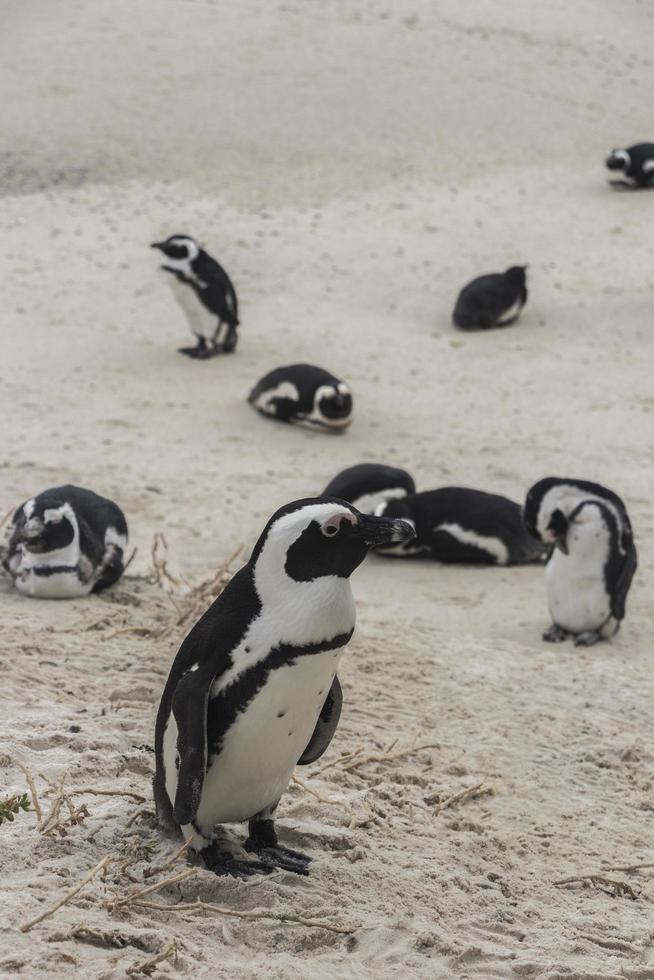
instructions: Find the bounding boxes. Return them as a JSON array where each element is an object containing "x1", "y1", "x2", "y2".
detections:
[
  {"x1": 196, "y1": 650, "x2": 342, "y2": 827},
  {"x1": 546, "y1": 548, "x2": 610, "y2": 633},
  {"x1": 166, "y1": 275, "x2": 217, "y2": 340}
]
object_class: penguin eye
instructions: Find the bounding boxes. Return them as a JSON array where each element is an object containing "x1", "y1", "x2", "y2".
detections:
[
  {"x1": 323, "y1": 525, "x2": 339, "y2": 537},
  {"x1": 321, "y1": 513, "x2": 357, "y2": 538}
]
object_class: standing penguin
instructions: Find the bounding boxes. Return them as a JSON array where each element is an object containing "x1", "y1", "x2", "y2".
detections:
[
  {"x1": 373, "y1": 487, "x2": 546, "y2": 564},
  {"x1": 153, "y1": 498, "x2": 414, "y2": 876},
  {"x1": 452, "y1": 266, "x2": 528, "y2": 330},
  {"x1": 248, "y1": 365, "x2": 353, "y2": 432},
  {"x1": 3, "y1": 485, "x2": 128, "y2": 598},
  {"x1": 541, "y1": 499, "x2": 637, "y2": 646},
  {"x1": 323, "y1": 463, "x2": 416, "y2": 514},
  {"x1": 605, "y1": 144, "x2": 654, "y2": 188},
  {"x1": 151, "y1": 234, "x2": 239, "y2": 358}
]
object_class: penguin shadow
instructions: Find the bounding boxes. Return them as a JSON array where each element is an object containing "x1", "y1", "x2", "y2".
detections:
[{"x1": 607, "y1": 179, "x2": 654, "y2": 191}]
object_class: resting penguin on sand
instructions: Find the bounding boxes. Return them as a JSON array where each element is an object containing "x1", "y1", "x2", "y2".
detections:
[
  {"x1": 605, "y1": 144, "x2": 654, "y2": 189},
  {"x1": 151, "y1": 234, "x2": 239, "y2": 358},
  {"x1": 3, "y1": 485, "x2": 128, "y2": 598},
  {"x1": 323, "y1": 463, "x2": 416, "y2": 514},
  {"x1": 373, "y1": 488, "x2": 546, "y2": 565},
  {"x1": 453, "y1": 266, "x2": 528, "y2": 330},
  {"x1": 524, "y1": 477, "x2": 637, "y2": 645},
  {"x1": 248, "y1": 364, "x2": 353, "y2": 432},
  {"x1": 153, "y1": 497, "x2": 414, "y2": 877}
]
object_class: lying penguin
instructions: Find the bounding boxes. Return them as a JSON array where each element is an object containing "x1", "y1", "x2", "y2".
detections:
[
  {"x1": 605, "y1": 144, "x2": 654, "y2": 189},
  {"x1": 323, "y1": 463, "x2": 416, "y2": 514},
  {"x1": 524, "y1": 476, "x2": 637, "y2": 645},
  {"x1": 3, "y1": 485, "x2": 128, "y2": 598},
  {"x1": 373, "y1": 487, "x2": 546, "y2": 565},
  {"x1": 153, "y1": 497, "x2": 414, "y2": 877},
  {"x1": 452, "y1": 266, "x2": 528, "y2": 330},
  {"x1": 248, "y1": 364, "x2": 353, "y2": 432},
  {"x1": 151, "y1": 234, "x2": 239, "y2": 358}
]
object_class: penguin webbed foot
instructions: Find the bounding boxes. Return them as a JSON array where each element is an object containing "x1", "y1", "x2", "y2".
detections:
[
  {"x1": 574, "y1": 630, "x2": 603, "y2": 648},
  {"x1": 543, "y1": 623, "x2": 569, "y2": 643},
  {"x1": 245, "y1": 842, "x2": 311, "y2": 876},
  {"x1": 200, "y1": 842, "x2": 274, "y2": 878}
]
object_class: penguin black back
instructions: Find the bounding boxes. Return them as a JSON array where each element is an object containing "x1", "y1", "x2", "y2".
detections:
[
  {"x1": 605, "y1": 144, "x2": 654, "y2": 188},
  {"x1": 323, "y1": 463, "x2": 416, "y2": 513},
  {"x1": 453, "y1": 266, "x2": 528, "y2": 330}
]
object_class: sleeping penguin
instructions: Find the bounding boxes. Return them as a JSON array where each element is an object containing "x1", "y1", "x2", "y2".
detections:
[
  {"x1": 151, "y1": 234, "x2": 239, "y2": 358},
  {"x1": 605, "y1": 144, "x2": 654, "y2": 188},
  {"x1": 452, "y1": 266, "x2": 528, "y2": 330},
  {"x1": 542, "y1": 499, "x2": 637, "y2": 646},
  {"x1": 523, "y1": 476, "x2": 634, "y2": 554},
  {"x1": 323, "y1": 463, "x2": 416, "y2": 514},
  {"x1": 3, "y1": 485, "x2": 128, "y2": 598},
  {"x1": 373, "y1": 487, "x2": 546, "y2": 565},
  {"x1": 248, "y1": 364, "x2": 353, "y2": 432},
  {"x1": 153, "y1": 497, "x2": 414, "y2": 877}
]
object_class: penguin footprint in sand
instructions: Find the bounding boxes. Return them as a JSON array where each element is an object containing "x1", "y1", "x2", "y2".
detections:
[
  {"x1": 248, "y1": 364, "x2": 353, "y2": 432},
  {"x1": 3, "y1": 485, "x2": 128, "y2": 599},
  {"x1": 153, "y1": 497, "x2": 414, "y2": 877},
  {"x1": 151, "y1": 234, "x2": 239, "y2": 358},
  {"x1": 453, "y1": 266, "x2": 528, "y2": 331}
]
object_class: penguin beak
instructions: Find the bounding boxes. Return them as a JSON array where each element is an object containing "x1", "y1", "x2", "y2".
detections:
[
  {"x1": 357, "y1": 514, "x2": 415, "y2": 548},
  {"x1": 150, "y1": 242, "x2": 164, "y2": 251},
  {"x1": 17, "y1": 518, "x2": 45, "y2": 548},
  {"x1": 554, "y1": 533, "x2": 569, "y2": 555}
]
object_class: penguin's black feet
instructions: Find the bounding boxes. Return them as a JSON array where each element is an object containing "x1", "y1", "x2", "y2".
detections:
[
  {"x1": 245, "y1": 843, "x2": 311, "y2": 876},
  {"x1": 201, "y1": 843, "x2": 273, "y2": 879},
  {"x1": 543, "y1": 623, "x2": 569, "y2": 643},
  {"x1": 574, "y1": 631, "x2": 602, "y2": 648},
  {"x1": 178, "y1": 345, "x2": 212, "y2": 359}
]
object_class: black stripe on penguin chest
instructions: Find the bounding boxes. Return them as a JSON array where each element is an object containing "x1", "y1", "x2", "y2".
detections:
[{"x1": 206, "y1": 631, "x2": 352, "y2": 757}]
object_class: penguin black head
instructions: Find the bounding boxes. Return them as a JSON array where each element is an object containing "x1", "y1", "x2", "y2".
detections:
[
  {"x1": 505, "y1": 266, "x2": 527, "y2": 287},
  {"x1": 251, "y1": 497, "x2": 414, "y2": 585},
  {"x1": 313, "y1": 383, "x2": 353, "y2": 430},
  {"x1": 15, "y1": 499, "x2": 77, "y2": 554},
  {"x1": 150, "y1": 235, "x2": 200, "y2": 262},
  {"x1": 606, "y1": 149, "x2": 629, "y2": 172}
]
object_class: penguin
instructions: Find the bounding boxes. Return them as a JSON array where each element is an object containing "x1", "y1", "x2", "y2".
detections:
[
  {"x1": 153, "y1": 497, "x2": 414, "y2": 877},
  {"x1": 452, "y1": 266, "x2": 528, "y2": 330},
  {"x1": 151, "y1": 234, "x2": 239, "y2": 358},
  {"x1": 373, "y1": 488, "x2": 546, "y2": 565},
  {"x1": 248, "y1": 364, "x2": 353, "y2": 432},
  {"x1": 523, "y1": 476, "x2": 634, "y2": 556},
  {"x1": 605, "y1": 144, "x2": 654, "y2": 188},
  {"x1": 3, "y1": 485, "x2": 128, "y2": 599},
  {"x1": 542, "y1": 499, "x2": 637, "y2": 646},
  {"x1": 322, "y1": 463, "x2": 416, "y2": 515}
]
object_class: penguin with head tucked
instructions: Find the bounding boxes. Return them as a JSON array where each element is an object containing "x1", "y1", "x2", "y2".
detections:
[
  {"x1": 605, "y1": 144, "x2": 654, "y2": 188},
  {"x1": 524, "y1": 477, "x2": 637, "y2": 645},
  {"x1": 323, "y1": 463, "x2": 416, "y2": 514},
  {"x1": 151, "y1": 234, "x2": 239, "y2": 358},
  {"x1": 3, "y1": 485, "x2": 128, "y2": 599},
  {"x1": 248, "y1": 364, "x2": 353, "y2": 432},
  {"x1": 453, "y1": 266, "x2": 528, "y2": 331},
  {"x1": 153, "y1": 497, "x2": 414, "y2": 877}
]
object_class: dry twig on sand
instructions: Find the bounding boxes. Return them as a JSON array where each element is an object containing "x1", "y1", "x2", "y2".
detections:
[
  {"x1": 143, "y1": 839, "x2": 191, "y2": 879},
  {"x1": 70, "y1": 787, "x2": 146, "y2": 803},
  {"x1": 602, "y1": 862, "x2": 654, "y2": 874},
  {"x1": 20, "y1": 855, "x2": 114, "y2": 932},
  {"x1": 126, "y1": 939, "x2": 180, "y2": 977},
  {"x1": 150, "y1": 533, "x2": 184, "y2": 591},
  {"x1": 130, "y1": 899, "x2": 356, "y2": 934},
  {"x1": 14, "y1": 759, "x2": 43, "y2": 828},
  {"x1": 106, "y1": 868, "x2": 198, "y2": 911},
  {"x1": 341, "y1": 739, "x2": 440, "y2": 773},
  {"x1": 428, "y1": 782, "x2": 494, "y2": 814},
  {"x1": 553, "y1": 873, "x2": 639, "y2": 899}
]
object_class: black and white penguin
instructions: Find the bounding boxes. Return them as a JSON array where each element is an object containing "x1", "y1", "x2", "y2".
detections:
[
  {"x1": 452, "y1": 266, "x2": 528, "y2": 330},
  {"x1": 322, "y1": 463, "x2": 416, "y2": 514},
  {"x1": 373, "y1": 488, "x2": 546, "y2": 565},
  {"x1": 542, "y1": 499, "x2": 637, "y2": 646},
  {"x1": 248, "y1": 364, "x2": 353, "y2": 432},
  {"x1": 605, "y1": 144, "x2": 654, "y2": 188},
  {"x1": 3, "y1": 485, "x2": 128, "y2": 599},
  {"x1": 151, "y1": 234, "x2": 239, "y2": 358},
  {"x1": 153, "y1": 497, "x2": 414, "y2": 877}
]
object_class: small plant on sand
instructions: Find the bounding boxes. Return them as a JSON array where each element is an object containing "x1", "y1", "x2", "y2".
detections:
[{"x1": 0, "y1": 793, "x2": 31, "y2": 825}]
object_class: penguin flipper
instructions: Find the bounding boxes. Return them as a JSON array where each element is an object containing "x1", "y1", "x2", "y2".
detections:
[
  {"x1": 297, "y1": 675, "x2": 343, "y2": 765},
  {"x1": 171, "y1": 670, "x2": 211, "y2": 825},
  {"x1": 611, "y1": 539, "x2": 638, "y2": 621}
]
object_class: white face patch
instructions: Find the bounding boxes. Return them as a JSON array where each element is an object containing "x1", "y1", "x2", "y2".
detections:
[
  {"x1": 305, "y1": 384, "x2": 352, "y2": 429},
  {"x1": 351, "y1": 487, "x2": 409, "y2": 515}
]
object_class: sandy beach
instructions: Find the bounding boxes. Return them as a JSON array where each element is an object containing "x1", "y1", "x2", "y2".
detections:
[{"x1": 1, "y1": 1, "x2": 653, "y2": 976}]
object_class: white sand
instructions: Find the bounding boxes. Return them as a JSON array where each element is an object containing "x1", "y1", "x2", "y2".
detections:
[{"x1": 1, "y1": 1, "x2": 653, "y2": 977}]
